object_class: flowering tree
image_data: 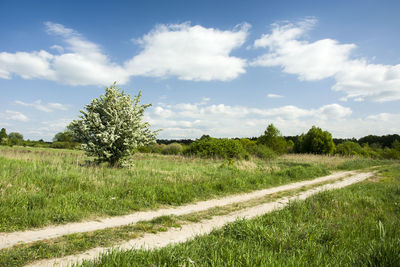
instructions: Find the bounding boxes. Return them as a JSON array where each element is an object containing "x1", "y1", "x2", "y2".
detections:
[{"x1": 68, "y1": 83, "x2": 157, "y2": 166}]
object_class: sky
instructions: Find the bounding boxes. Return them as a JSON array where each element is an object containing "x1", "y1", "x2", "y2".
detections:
[{"x1": 1, "y1": 0, "x2": 400, "y2": 141}]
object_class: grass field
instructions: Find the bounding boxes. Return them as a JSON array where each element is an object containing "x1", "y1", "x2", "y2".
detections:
[
  {"x1": 80, "y1": 164, "x2": 400, "y2": 266},
  {"x1": 0, "y1": 146, "x2": 349, "y2": 232},
  {"x1": 0, "y1": 146, "x2": 398, "y2": 266},
  {"x1": 0, "y1": 176, "x2": 339, "y2": 266},
  {"x1": 0, "y1": 146, "x2": 390, "y2": 232}
]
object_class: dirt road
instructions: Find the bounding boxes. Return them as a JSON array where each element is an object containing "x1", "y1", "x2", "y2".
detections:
[
  {"x1": 26, "y1": 171, "x2": 373, "y2": 267},
  {"x1": 0, "y1": 170, "x2": 355, "y2": 250}
]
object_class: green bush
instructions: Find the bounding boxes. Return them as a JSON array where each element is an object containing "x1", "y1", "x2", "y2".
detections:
[
  {"x1": 247, "y1": 144, "x2": 276, "y2": 160},
  {"x1": 138, "y1": 143, "x2": 164, "y2": 154},
  {"x1": 381, "y1": 147, "x2": 400, "y2": 159},
  {"x1": 162, "y1": 143, "x2": 183, "y2": 155},
  {"x1": 184, "y1": 137, "x2": 248, "y2": 159},
  {"x1": 297, "y1": 126, "x2": 335, "y2": 154},
  {"x1": 335, "y1": 141, "x2": 400, "y2": 160},
  {"x1": 50, "y1": 141, "x2": 80, "y2": 150},
  {"x1": 336, "y1": 141, "x2": 365, "y2": 156},
  {"x1": 257, "y1": 124, "x2": 287, "y2": 154}
]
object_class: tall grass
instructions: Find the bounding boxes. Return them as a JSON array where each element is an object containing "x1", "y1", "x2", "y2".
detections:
[
  {"x1": 81, "y1": 164, "x2": 400, "y2": 266},
  {"x1": 0, "y1": 147, "x2": 334, "y2": 232}
]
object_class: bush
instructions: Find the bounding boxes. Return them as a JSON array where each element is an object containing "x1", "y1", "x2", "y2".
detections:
[
  {"x1": 257, "y1": 124, "x2": 287, "y2": 154},
  {"x1": 50, "y1": 141, "x2": 80, "y2": 150},
  {"x1": 184, "y1": 137, "x2": 248, "y2": 159},
  {"x1": 247, "y1": 144, "x2": 276, "y2": 160},
  {"x1": 297, "y1": 126, "x2": 335, "y2": 154},
  {"x1": 138, "y1": 143, "x2": 164, "y2": 154},
  {"x1": 67, "y1": 83, "x2": 157, "y2": 166},
  {"x1": 162, "y1": 143, "x2": 183, "y2": 155},
  {"x1": 336, "y1": 141, "x2": 365, "y2": 156},
  {"x1": 381, "y1": 148, "x2": 400, "y2": 160}
]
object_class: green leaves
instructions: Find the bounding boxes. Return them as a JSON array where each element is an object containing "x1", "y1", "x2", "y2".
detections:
[{"x1": 298, "y1": 126, "x2": 335, "y2": 155}]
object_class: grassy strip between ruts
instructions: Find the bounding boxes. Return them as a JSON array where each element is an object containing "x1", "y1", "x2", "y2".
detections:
[
  {"x1": 0, "y1": 175, "x2": 350, "y2": 267},
  {"x1": 0, "y1": 146, "x2": 391, "y2": 232},
  {"x1": 76, "y1": 164, "x2": 400, "y2": 267}
]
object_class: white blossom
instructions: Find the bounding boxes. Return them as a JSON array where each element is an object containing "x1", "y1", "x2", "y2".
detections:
[{"x1": 68, "y1": 82, "x2": 158, "y2": 165}]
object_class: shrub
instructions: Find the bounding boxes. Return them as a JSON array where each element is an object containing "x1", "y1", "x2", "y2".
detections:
[
  {"x1": 50, "y1": 141, "x2": 80, "y2": 150},
  {"x1": 8, "y1": 132, "x2": 24, "y2": 146},
  {"x1": 257, "y1": 124, "x2": 287, "y2": 154},
  {"x1": 68, "y1": 83, "x2": 157, "y2": 166},
  {"x1": 381, "y1": 148, "x2": 400, "y2": 160},
  {"x1": 162, "y1": 143, "x2": 183, "y2": 155},
  {"x1": 247, "y1": 144, "x2": 276, "y2": 160},
  {"x1": 297, "y1": 126, "x2": 335, "y2": 154},
  {"x1": 336, "y1": 141, "x2": 365, "y2": 156},
  {"x1": 0, "y1": 128, "x2": 8, "y2": 145},
  {"x1": 138, "y1": 144, "x2": 159, "y2": 153},
  {"x1": 184, "y1": 137, "x2": 247, "y2": 159}
]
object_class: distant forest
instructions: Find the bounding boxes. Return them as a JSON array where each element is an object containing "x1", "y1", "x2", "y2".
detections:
[{"x1": 158, "y1": 134, "x2": 400, "y2": 149}]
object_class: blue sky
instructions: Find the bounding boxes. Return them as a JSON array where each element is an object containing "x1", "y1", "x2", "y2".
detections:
[{"x1": 1, "y1": 0, "x2": 400, "y2": 140}]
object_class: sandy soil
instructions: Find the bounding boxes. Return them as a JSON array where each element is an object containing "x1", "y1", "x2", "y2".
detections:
[
  {"x1": 0, "y1": 170, "x2": 356, "y2": 250},
  {"x1": 26, "y1": 171, "x2": 373, "y2": 267}
]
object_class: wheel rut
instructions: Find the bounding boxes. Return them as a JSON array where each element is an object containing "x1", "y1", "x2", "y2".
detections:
[{"x1": 24, "y1": 171, "x2": 374, "y2": 267}]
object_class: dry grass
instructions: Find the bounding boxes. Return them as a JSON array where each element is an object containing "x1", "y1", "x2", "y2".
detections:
[
  {"x1": 235, "y1": 160, "x2": 258, "y2": 171},
  {"x1": 278, "y1": 153, "x2": 356, "y2": 168}
]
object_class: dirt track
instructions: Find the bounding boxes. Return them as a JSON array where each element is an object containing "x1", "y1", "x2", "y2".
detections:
[
  {"x1": 0, "y1": 170, "x2": 356, "y2": 250},
  {"x1": 25, "y1": 171, "x2": 373, "y2": 267}
]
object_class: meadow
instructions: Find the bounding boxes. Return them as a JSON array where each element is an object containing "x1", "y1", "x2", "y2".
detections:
[
  {"x1": 0, "y1": 146, "x2": 347, "y2": 232},
  {"x1": 0, "y1": 146, "x2": 389, "y2": 232},
  {"x1": 0, "y1": 145, "x2": 398, "y2": 266},
  {"x1": 80, "y1": 164, "x2": 400, "y2": 266}
]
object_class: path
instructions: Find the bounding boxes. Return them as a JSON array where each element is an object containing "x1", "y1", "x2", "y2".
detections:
[
  {"x1": 26, "y1": 171, "x2": 373, "y2": 267},
  {"x1": 0, "y1": 170, "x2": 355, "y2": 250}
]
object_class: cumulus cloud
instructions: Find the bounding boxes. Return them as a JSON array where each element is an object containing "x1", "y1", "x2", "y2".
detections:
[
  {"x1": 252, "y1": 19, "x2": 400, "y2": 102},
  {"x1": 147, "y1": 100, "x2": 353, "y2": 139},
  {"x1": 15, "y1": 100, "x2": 69, "y2": 112},
  {"x1": 126, "y1": 22, "x2": 249, "y2": 81},
  {"x1": 0, "y1": 50, "x2": 55, "y2": 80},
  {"x1": 0, "y1": 110, "x2": 29, "y2": 122},
  {"x1": 0, "y1": 22, "x2": 249, "y2": 85},
  {"x1": 0, "y1": 22, "x2": 130, "y2": 86},
  {"x1": 26, "y1": 118, "x2": 73, "y2": 140},
  {"x1": 148, "y1": 100, "x2": 400, "y2": 139}
]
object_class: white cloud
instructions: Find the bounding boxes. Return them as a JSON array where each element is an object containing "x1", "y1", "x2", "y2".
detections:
[
  {"x1": 15, "y1": 100, "x2": 69, "y2": 112},
  {"x1": 45, "y1": 22, "x2": 76, "y2": 36},
  {"x1": 26, "y1": 118, "x2": 73, "y2": 140},
  {"x1": 147, "y1": 100, "x2": 400, "y2": 139},
  {"x1": 252, "y1": 19, "x2": 400, "y2": 102},
  {"x1": 148, "y1": 99, "x2": 353, "y2": 139},
  {"x1": 0, "y1": 22, "x2": 131, "y2": 86},
  {"x1": 0, "y1": 22, "x2": 249, "y2": 85},
  {"x1": 46, "y1": 22, "x2": 131, "y2": 86},
  {"x1": 125, "y1": 22, "x2": 249, "y2": 81},
  {"x1": 1, "y1": 110, "x2": 29, "y2": 122},
  {"x1": 267, "y1": 93, "x2": 283, "y2": 98},
  {"x1": 366, "y1": 112, "x2": 399, "y2": 122},
  {"x1": 0, "y1": 50, "x2": 55, "y2": 80}
]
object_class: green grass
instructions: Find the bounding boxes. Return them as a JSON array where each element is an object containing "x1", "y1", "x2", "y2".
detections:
[
  {"x1": 0, "y1": 215, "x2": 180, "y2": 267},
  {"x1": 0, "y1": 146, "x2": 337, "y2": 232},
  {"x1": 79, "y1": 164, "x2": 400, "y2": 266},
  {"x1": 0, "y1": 175, "x2": 348, "y2": 267}
]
